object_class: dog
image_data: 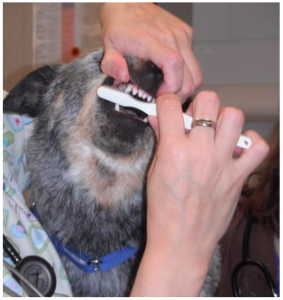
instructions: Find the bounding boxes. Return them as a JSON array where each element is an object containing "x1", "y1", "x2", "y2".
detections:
[{"x1": 4, "y1": 49, "x2": 221, "y2": 297}]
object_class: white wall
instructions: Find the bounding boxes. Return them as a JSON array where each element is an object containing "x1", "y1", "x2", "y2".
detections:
[{"x1": 192, "y1": 3, "x2": 279, "y2": 140}]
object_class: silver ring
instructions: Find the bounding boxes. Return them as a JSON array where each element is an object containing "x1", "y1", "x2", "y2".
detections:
[{"x1": 192, "y1": 119, "x2": 216, "y2": 130}]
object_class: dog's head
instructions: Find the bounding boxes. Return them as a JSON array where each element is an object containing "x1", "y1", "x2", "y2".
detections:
[
  {"x1": 4, "y1": 50, "x2": 163, "y2": 154},
  {"x1": 4, "y1": 50, "x2": 163, "y2": 207}
]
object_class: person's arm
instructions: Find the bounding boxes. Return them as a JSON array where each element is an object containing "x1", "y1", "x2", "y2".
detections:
[
  {"x1": 99, "y1": 3, "x2": 202, "y2": 102},
  {"x1": 130, "y1": 92, "x2": 269, "y2": 296}
]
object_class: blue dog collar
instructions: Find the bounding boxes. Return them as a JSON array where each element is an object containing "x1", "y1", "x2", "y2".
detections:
[{"x1": 31, "y1": 205, "x2": 140, "y2": 273}]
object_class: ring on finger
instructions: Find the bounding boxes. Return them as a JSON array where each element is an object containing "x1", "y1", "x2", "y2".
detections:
[{"x1": 192, "y1": 119, "x2": 216, "y2": 130}]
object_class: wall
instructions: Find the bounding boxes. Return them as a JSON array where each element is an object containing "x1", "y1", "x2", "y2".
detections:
[
  {"x1": 3, "y1": 3, "x2": 33, "y2": 92},
  {"x1": 192, "y1": 3, "x2": 279, "y2": 140},
  {"x1": 3, "y1": 3, "x2": 103, "y2": 91}
]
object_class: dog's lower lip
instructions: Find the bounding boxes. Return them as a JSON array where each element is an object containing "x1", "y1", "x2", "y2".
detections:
[
  {"x1": 117, "y1": 106, "x2": 147, "y2": 122},
  {"x1": 109, "y1": 81, "x2": 153, "y2": 124}
]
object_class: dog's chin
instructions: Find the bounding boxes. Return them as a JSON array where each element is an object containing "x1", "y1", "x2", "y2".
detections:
[
  {"x1": 94, "y1": 106, "x2": 154, "y2": 156},
  {"x1": 97, "y1": 93, "x2": 150, "y2": 138}
]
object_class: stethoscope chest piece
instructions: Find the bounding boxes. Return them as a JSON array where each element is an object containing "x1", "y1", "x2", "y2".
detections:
[
  {"x1": 4, "y1": 235, "x2": 57, "y2": 297},
  {"x1": 15, "y1": 256, "x2": 56, "y2": 297}
]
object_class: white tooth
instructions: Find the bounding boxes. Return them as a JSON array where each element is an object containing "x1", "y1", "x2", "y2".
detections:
[
  {"x1": 125, "y1": 84, "x2": 131, "y2": 94},
  {"x1": 147, "y1": 95, "x2": 152, "y2": 102},
  {"x1": 138, "y1": 90, "x2": 143, "y2": 98},
  {"x1": 143, "y1": 117, "x2": 148, "y2": 123},
  {"x1": 133, "y1": 86, "x2": 137, "y2": 95},
  {"x1": 152, "y1": 98, "x2": 156, "y2": 103},
  {"x1": 142, "y1": 93, "x2": 147, "y2": 99},
  {"x1": 115, "y1": 103, "x2": 120, "y2": 111}
]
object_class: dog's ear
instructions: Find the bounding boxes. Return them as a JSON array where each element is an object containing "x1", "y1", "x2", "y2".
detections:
[{"x1": 3, "y1": 65, "x2": 59, "y2": 117}]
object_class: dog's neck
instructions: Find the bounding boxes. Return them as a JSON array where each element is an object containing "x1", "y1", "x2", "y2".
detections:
[
  {"x1": 30, "y1": 154, "x2": 148, "y2": 258},
  {"x1": 28, "y1": 114, "x2": 153, "y2": 259}
]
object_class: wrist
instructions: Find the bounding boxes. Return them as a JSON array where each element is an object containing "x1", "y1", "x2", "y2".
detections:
[{"x1": 131, "y1": 242, "x2": 211, "y2": 297}]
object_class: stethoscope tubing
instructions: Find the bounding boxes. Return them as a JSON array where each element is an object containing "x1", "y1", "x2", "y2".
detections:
[
  {"x1": 231, "y1": 215, "x2": 277, "y2": 297},
  {"x1": 4, "y1": 260, "x2": 44, "y2": 297}
]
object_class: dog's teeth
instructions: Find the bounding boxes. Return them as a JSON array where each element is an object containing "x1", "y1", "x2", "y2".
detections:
[
  {"x1": 152, "y1": 98, "x2": 156, "y2": 103},
  {"x1": 147, "y1": 95, "x2": 152, "y2": 102},
  {"x1": 115, "y1": 103, "x2": 120, "y2": 112},
  {"x1": 142, "y1": 93, "x2": 147, "y2": 99},
  {"x1": 125, "y1": 84, "x2": 132, "y2": 94},
  {"x1": 132, "y1": 86, "x2": 137, "y2": 95},
  {"x1": 143, "y1": 117, "x2": 148, "y2": 123},
  {"x1": 138, "y1": 90, "x2": 143, "y2": 98}
]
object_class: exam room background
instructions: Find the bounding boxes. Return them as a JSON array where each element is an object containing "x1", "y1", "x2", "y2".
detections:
[{"x1": 3, "y1": 3, "x2": 279, "y2": 142}]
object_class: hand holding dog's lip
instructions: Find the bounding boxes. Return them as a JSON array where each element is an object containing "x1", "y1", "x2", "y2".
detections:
[{"x1": 100, "y1": 3, "x2": 203, "y2": 103}]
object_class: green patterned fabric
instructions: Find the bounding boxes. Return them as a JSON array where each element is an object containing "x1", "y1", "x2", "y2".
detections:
[{"x1": 3, "y1": 91, "x2": 73, "y2": 297}]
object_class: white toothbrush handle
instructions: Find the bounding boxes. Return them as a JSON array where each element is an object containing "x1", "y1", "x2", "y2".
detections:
[
  {"x1": 140, "y1": 101, "x2": 193, "y2": 128},
  {"x1": 181, "y1": 114, "x2": 251, "y2": 149},
  {"x1": 236, "y1": 135, "x2": 252, "y2": 149},
  {"x1": 183, "y1": 114, "x2": 193, "y2": 130},
  {"x1": 141, "y1": 106, "x2": 251, "y2": 149},
  {"x1": 97, "y1": 86, "x2": 252, "y2": 149}
]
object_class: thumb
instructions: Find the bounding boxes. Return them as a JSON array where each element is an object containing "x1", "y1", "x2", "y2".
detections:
[
  {"x1": 148, "y1": 115, "x2": 160, "y2": 141},
  {"x1": 101, "y1": 48, "x2": 130, "y2": 82}
]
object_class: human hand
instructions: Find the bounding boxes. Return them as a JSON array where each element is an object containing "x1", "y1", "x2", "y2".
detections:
[
  {"x1": 99, "y1": 3, "x2": 202, "y2": 102},
  {"x1": 132, "y1": 92, "x2": 269, "y2": 296}
]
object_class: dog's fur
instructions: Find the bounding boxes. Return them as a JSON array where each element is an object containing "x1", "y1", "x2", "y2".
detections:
[{"x1": 4, "y1": 49, "x2": 221, "y2": 297}]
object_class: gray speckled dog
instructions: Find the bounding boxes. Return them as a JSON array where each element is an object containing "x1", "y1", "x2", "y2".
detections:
[{"x1": 4, "y1": 49, "x2": 221, "y2": 297}]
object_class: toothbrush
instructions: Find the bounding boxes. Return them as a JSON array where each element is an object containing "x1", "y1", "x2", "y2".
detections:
[{"x1": 97, "y1": 86, "x2": 252, "y2": 149}]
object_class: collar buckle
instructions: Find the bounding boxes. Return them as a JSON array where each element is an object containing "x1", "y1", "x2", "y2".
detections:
[{"x1": 88, "y1": 259, "x2": 101, "y2": 272}]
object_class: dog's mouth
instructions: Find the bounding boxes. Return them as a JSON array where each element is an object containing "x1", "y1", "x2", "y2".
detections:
[
  {"x1": 100, "y1": 78, "x2": 157, "y2": 124},
  {"x1": 113, "y1": 81, "x2": 156, "y2": 123}
]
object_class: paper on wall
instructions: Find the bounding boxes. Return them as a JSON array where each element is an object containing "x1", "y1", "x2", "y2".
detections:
[{"x1": 33, "y1": 3, "x2": 103, "y2": 68}]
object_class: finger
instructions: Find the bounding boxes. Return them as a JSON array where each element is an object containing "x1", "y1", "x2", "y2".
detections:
[
  {"x1": 235, "y1": 130, "x2": 270, "y2": 178},
  {"x1": 156, "y1": 94, "x2": 185, "y2": 140},
  {"x1": 153, "y1": 35, "x2": 190, "y2": 102},
  {"x1": 218, "y1": 107, "x2": 245, "y2": 157},
  {"x1": 148, "y1": 115, "x2": 160, "y2": 141},
  {"x1": 101, "y1": 48, "x2": 130, "y2": 82},
  {"x1": 132, "y1": 36, "x2": 184, "y2": 96},
  {"x1": 215, "y1": 107, "x2": 245, "y2": 157},
  {"x1": 175, "y1": 64, "x2": 195, "y2": 103},
  {"x1": 190, "y1": 91, "x2": 220, "y2": 142},
  {"x1": 159, "y1": 35, "x2": 195, "y2": 102},
  {"x1": 233, "y1": 146, "x2": 244, "y2": 158}
]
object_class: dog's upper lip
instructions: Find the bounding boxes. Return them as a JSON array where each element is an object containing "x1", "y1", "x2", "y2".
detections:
[{"x1": 113, "y1": 77, "x2": 157, "y2": 99}]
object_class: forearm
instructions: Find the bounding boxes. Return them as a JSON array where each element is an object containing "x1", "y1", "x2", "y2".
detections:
[{"x1": 130, "y1": 243, "x2": 211, "y2": 297}]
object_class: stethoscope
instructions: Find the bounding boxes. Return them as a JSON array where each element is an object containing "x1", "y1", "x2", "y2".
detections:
[
  {"x1": 231, "y1": 215, "x2": 278, "y2": 297},
  {"x1": 3, "y1": 235, "x2": 57, "y2": 297},
  {"x1": 3, "y1": 215, "x2": 278, "y2": 297}
]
